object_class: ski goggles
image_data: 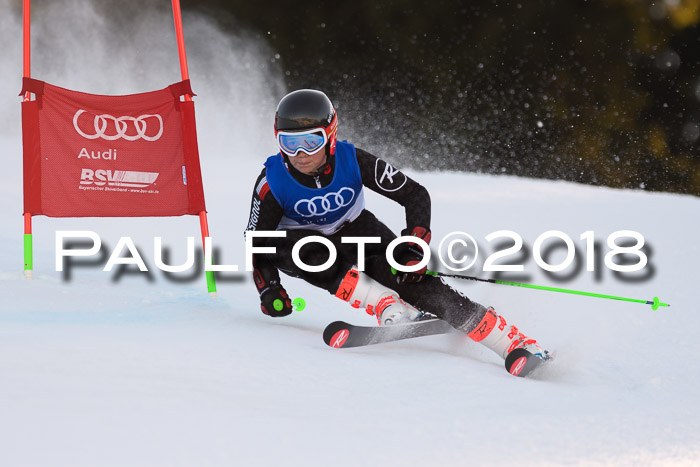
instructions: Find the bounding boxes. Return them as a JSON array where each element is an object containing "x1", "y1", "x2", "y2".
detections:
[{"x1": 277, "y1": 128, "x2": 328, "y2": 157}]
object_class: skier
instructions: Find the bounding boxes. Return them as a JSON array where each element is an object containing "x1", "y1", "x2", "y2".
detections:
[{"x1": 245, "y1": 89, "x2": 550, "y2": 370}]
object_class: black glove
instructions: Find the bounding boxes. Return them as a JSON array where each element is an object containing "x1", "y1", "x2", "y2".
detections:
[
  {"x1": 254, "y1": 266, "x2": 292, "y2": 317},
  {"x1": 394, "y1": 226, "x2": 431, "y2": 283},
  {"x1": 259, "y1": 280, "x2": 293, "y2": 317}
]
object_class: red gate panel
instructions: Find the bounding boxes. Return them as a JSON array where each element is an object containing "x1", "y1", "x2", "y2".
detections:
[{"x1": 21, "y1": 78, "x2": 206, "y2": 217}]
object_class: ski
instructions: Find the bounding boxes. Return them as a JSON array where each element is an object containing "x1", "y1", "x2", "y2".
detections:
[
  {"x1": 323, "y1": 319, "x2": 455, "y2": 348},
  {"x1": 504, "y1": 348, "x2": 551, "y2": 377},
  {"x1": 323, "y1": 319, "x2": 552, "y2": 379}
]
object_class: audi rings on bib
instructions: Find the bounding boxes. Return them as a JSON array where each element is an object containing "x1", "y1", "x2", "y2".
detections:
[
  {"x1": 294, "y1": 187, "x2": 355, "y2": 217},
  {"x1": 73, "y1": 110, "x2": 164, "y2": 141}
]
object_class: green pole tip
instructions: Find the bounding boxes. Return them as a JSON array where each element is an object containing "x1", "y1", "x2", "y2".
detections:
[
  {"x1": 273, "y1": 299, "x2": 283, "y2": 312},
  {"x1": 293, "y1": 297, "x2": 306, "y2": 311},
  {"x1": 651, "y1": 297, "x2": 670, "y2": 310},
  {"x1": 390, "y1": 267, "x2": 397, "y2": 275}
]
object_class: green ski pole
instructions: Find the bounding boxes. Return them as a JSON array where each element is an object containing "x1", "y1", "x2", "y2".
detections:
[{"x1": 417, "y1": 270, "x2": 670, "y2": 310}]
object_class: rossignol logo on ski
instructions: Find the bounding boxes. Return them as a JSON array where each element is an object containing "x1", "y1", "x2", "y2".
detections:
[
  {"x1": 330, "y1": 329, "x2": 350, "y2": 348},
  {"x1": 509, "y1": 356, "x2": 528, "y2": 376}
]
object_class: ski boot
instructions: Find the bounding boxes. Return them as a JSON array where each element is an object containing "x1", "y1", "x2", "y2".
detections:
[
  {"x1": 334, "y1": 268, "x2": 422, "y2": 325},
  {"x1": 467, "y1": 307, "x2": 551, "y2": 376}
]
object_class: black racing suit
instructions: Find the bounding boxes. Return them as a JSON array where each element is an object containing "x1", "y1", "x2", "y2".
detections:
[{"x1": 244, "y1": 147, "x2": 487, "y2": 332}]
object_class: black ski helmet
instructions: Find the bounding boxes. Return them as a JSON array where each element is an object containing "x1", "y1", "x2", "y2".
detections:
[{"x1": 274, "y1": 89, "x2": 338, "y2": 155}]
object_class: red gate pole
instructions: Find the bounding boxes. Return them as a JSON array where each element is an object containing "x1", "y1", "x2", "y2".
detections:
[
  {"x1": 171, "y1": 0, "x2": 217, "y2": 297},
  {"x1": 23, "y1": 0, "x2": 33, "y2": 279}
]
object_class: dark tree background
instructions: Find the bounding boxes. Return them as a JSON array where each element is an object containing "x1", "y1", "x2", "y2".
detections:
[{"x1": 196, "y1": 0, "x2": 700, "y2": 195}]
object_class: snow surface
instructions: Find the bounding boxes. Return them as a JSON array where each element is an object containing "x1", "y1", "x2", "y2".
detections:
[{"x1": 1, "y1": 1, "x2": 700, "y2": 465}]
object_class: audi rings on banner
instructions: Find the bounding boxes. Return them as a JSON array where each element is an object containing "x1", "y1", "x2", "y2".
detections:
[
  {"x1": 73, "y1": 110, "x2": 164, "y2": 141},
  {"x1": 294, "y1": 187, "x2": 356, "y2": 217}
]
